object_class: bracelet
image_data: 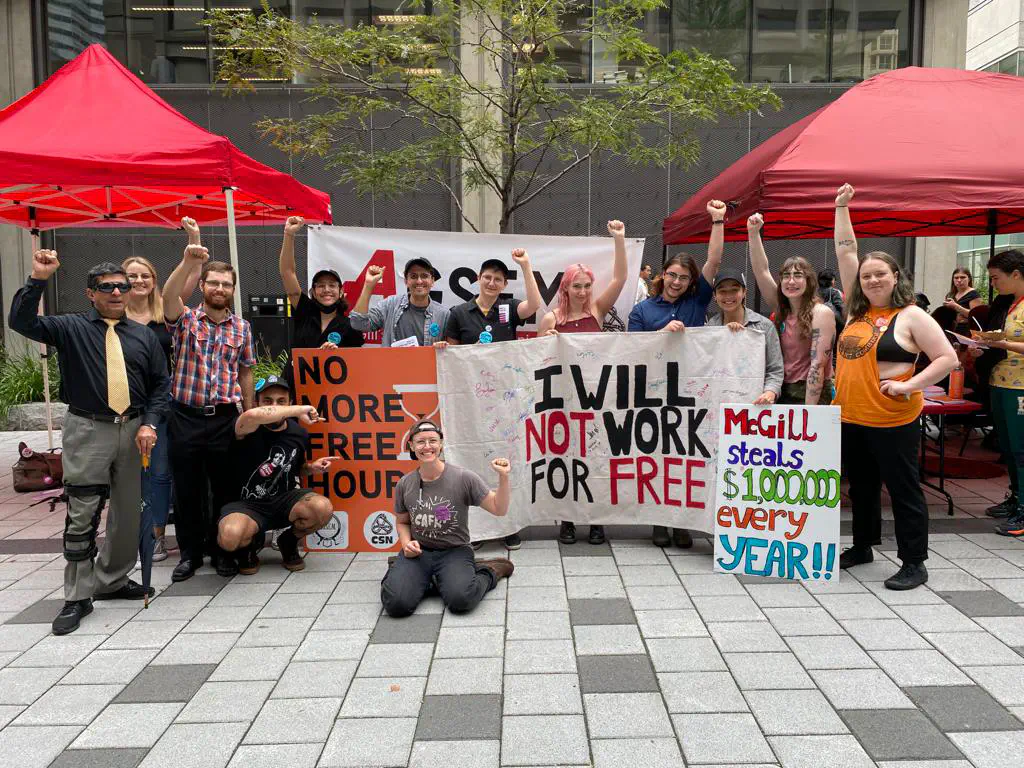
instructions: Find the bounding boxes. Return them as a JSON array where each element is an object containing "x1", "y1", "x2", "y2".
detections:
[
  {"x1": 711, "y1": 221, "x2": 725, "y2": 226},
  {"x1": 835, "y1": 205, "x2": 848, "y2": 208}
]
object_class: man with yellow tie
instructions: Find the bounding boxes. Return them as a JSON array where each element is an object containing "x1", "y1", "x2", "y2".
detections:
[{"x1": 9, "y1": 250, "x2": 170, "y2": 635}]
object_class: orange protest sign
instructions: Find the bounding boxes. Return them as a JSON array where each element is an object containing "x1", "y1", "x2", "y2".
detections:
[{"x1": 294, "y1": 347, "x2": 438, "y2": 552}]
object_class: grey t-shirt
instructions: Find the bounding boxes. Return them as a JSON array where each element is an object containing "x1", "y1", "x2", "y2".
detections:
[
  {"x1": 394, "y1": 303, "x2": 428, "y2": 346},
  {"x1": 393, "y1": 463, "x2": 490, "y2": 549}
]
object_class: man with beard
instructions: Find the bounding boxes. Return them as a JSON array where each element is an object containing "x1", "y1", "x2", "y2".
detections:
[
  {"x1": 217, "y1": 375, "x2": 336, "y2": 574},
  {"x1": 9, "y1": 252, "x2": 168, "y2": 634},
  {"x1": 349, "y1": 258, "x2": 450, "y2": 347},
  {"x1": 163, "y1": 245, "x2": 256, "y2": 581}
]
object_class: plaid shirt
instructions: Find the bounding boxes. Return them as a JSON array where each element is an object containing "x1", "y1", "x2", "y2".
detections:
[{"x1": 169, "y1": 307, "x2": 255, "y2": 406}]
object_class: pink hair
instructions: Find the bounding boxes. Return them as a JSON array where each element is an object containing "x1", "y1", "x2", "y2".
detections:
[{"x1": 555, "y1": 263, "x2": 595, "y2": 324}]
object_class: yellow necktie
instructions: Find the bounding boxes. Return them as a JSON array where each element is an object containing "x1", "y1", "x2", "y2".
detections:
[{"x1": 104, "y1": 319, "x2": 131, "y2": 414}]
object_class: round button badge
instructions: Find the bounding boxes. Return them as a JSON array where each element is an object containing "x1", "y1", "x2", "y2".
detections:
[
  {"x1": 327, "y1": 332, "x2": 342, "y2": 345},
  {"x1": 429, "y1": 322, "x2": 440, "y2": 338}
]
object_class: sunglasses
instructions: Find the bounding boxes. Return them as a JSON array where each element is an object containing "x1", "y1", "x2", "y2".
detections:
[{"x1": 94, "y1": 282, "x2": 131, "y2": 294}]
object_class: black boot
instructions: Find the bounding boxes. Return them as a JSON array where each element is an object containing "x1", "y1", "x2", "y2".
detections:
[
  {"x1": 987, "y1": 492, "x2": 1019, "y2": 518},
  {"x1": 884, "y1": 562, "x2": 928, "y2": 590},
  {"x1": 52, "y1": 599, "x2": 93, "y2": 635},
  {"x1": 652, "y1": 526, "x2": 670, "y2": 547},
  {"x1": 672, "y1": 528, "x2": 693, "y2": 549},
  {"x1": 588, "y1": 525, "x2": 606, "y2": 545},
  {"x1": 559, "y1": 521, "x2": 577, "y2": 544},
  {"x1": 839, "y1": 546, "x2": 874, "y2": 570}
]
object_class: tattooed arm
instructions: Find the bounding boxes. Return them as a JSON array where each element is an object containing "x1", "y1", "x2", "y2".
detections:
[
  {"x1": 834, "y1": 184, "x2": 858, "y2": 297},
  {"x1": 806, "y1": 304, "x2": 836, "y2": 405}
]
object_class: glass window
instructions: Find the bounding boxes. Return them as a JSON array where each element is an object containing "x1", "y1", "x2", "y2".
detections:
[
  {"x1": 831, "y1": 0, "x2": 909, "y2": 83},
  {"x1": 593, "y1": 3, "x2": 669, "y2": 82},
  {"x1": 550, "y1": 1, "x2": 591, "y2": 83},
  {"x1": 295, "y1": 0, "x2": 370, "y2": 27},
  {"x1": 998, "y1": 51, "x2": 1020, "y2": 75},
  {"x1": 672, "y1": 0, "x2": 748, "y2": 78},
  {"x1": 751, "y1": 0, "x2": 828, "y2": 83},
  {"x1": 48, "y1": 1, "x2": 126, "y2": 74},
  {"x1": 126, "y1": 1, "x2": 208, "y2": 84}
]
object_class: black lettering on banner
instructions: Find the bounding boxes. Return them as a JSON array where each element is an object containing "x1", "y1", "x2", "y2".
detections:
[
  {"x1": 666, "y1": 363, "x2": 696, "y2": 407},
  {"x1": 297, "y1": 355, "x2": 320, "y2": 386},
  {"x1": 634, "y1": 366, "x2": 662, "y2": 408},
  {"x1": 383, "y1": 394, "x2": 404, "y2": 422},
  {"x1": 604, "y1": 410, "x2": 634, "y2": 455},
  {"x1": 660, "y1": 406, "x2": 685, "y2": 454},
  {"x1": 634, "y1": 408, "x2": 659, "y2": 453},
  {"x1": 535, "y1": 271, "x2": 564, "y2": 307},
  {"x1": 450, "y1": 267, "x2": 477, "y2": 302},
  {"x1": 616, "y1": 365, "x2": 630, "y2": 410},
  {"x1": 324, "y1": 356, "x2": 348, "y2": 384},
  {"x1": 534, "y1": 366, "x2": 565, "y2": 412},
  {"x1": 570, "y1": 365, "x2": 610, "y2": 410},
  {"x1": 689, "y1": 409, "x2": 711, "y2": 458}
]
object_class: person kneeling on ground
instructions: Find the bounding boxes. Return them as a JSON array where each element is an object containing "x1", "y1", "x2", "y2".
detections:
[
  {"x1": 381, "y1": 420, "x2": 515, "y2": 617},
  {"x1": 217, "y1": 375, "x2": 336, "y2": 574}
]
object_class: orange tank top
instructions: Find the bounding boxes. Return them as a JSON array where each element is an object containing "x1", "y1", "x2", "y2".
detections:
[{"x1": 833, "y1": 307, "x2": 923, "y2": 427}]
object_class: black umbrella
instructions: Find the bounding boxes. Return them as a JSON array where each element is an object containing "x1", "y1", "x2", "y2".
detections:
[{"x1": 139, "y1": 452, "x2": 156, "y2": 608}]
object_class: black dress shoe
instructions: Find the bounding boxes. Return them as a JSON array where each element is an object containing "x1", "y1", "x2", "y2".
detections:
[
  {"x1": 588, "y1": 525, "x2": 606, "y2": 545},
  {"x1": 559, "y1": 521, "x2": 577, "y2": 545},
  {"x1": 94, "y1": 579, "x2": 155, "y2": 601},
  {"x1": 838, "y1": 546, "x2": 874, "y2": 570},
  {"x1": 214, "y1": 554, "x2": 239, "y2": 578},
  {"x1": 172, "y1": 558, "x2": 199, "y2": 582},
  {"x1": 672, "y1": 528, "x2": 693, "y2": 549},
  {"x1": 884, "y1": 562, "x2": 928, "y2": 591},
  {"x1": 52, "y1": 599, "x2": 92, "y2": 635}
]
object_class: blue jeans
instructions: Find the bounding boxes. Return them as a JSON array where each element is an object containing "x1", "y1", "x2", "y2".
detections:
[{"x1": 142, "y1": 421, "x2": 172, "y2": 528}]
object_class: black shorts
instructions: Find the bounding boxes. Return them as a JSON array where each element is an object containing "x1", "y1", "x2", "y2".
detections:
[{"x1": 219, "y1": 489, "x2": 314, "y2": 533}]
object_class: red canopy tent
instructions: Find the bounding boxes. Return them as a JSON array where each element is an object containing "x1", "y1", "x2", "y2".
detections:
[{"x1": 663, "y1": 67, "x2": 1024, "y2": 245}]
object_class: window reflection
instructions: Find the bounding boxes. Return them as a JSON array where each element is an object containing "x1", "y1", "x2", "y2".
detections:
[
  {"x1": 751, "y1": 0, "x2": 828, "y2": 83},
  {"x1": 672, "y1": 0, "x2": 748, "y2": 78},
  {"x1": 831, "y1": 0, "x2": 908, "y2": 82}
]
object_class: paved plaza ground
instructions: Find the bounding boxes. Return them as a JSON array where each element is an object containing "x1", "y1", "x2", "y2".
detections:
[{"x1": 1, "y1": 430, "x2": 1023, "y2": 767}]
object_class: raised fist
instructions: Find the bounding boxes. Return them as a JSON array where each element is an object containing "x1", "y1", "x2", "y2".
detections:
[
  {"x1": 491, "y1": 457, "x2": 511, "y2": 476},
  {"x1": 836, "y1": 184, "x2": 855, "y2": 207},
  {"x1": 284, "y1": 216, "x2": 305, "y2": 236},
  {"x1": 510, "y1": 248, "x2": 529, "y2": 265},
  {"x1": 31, "y1": 249, "x2": 59, "y2": 280},
  {"x1": 747, "y1": 213, "x2": 764, "y2": 232},
  {"x1": 607, "y1": 220, "x2": 625, "y2": 238},
  {"x1": 184, "y1": 244, "x2": 209, "y2": 263},
  {"x1": 365, "y1": 264, "x2": 385, "y2": 286},
  {"x1": 707, "y1": 200, "x2": 727, "y2": 222},
  {"x1": 181, "y1": 217, "x2": 200, "y2": 238},
  {"x1": 298, "y1": 405, "x2": 320, "y2": 426}
]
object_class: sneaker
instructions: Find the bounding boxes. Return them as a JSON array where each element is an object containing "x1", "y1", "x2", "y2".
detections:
[
  {"x1": 504, "y1": 533, "x2": 522, "y2": 550},
  {"x1": 672, "y1": 528, "x2": 693, "y2": 549},
  {"x1": 987, "y1": 493, "x2": 1019, "y2": 518},
  {"x1": 478, "y1": 557, "x2": 515, "y2": 581},
  {"x1": 884, "y1": 562, "x2": 928, "y2": 590},
  {"x1": 588, "y1": 525, "x2": 606, "y2": 545},
  {"x1": 214, "y1": 554, "x2": 239, "y2": 578},
  {"x1": 238, "y1": 539, "x2": 261, "y2": 575},
  {"x1": 559, "y1": 521, "x2": 577, "y2": 545},
  {"x1": 52, "y1": 599, "x2": 92, "y2": 635},
  {"x1": 839, "y1": 546, "x2": 874, "y2": 569},
  {"x1": 152, "y1": 536, "x2": 168, "y2": 562},
  {"x1": 995, "y1": 510, "x2": 1024, "y2": 537},
  {"x1": 652, "y1": 525, "x2": 670, "y2": 547},
  {"x1": 278, "y1": 529, "x2": 305, "y2": 571}
]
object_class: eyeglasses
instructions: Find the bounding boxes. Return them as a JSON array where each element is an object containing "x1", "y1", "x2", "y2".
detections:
[
  {"x1": 126, "y1": 274, "x2": 152, "y2": 283},
  {"x1": 663, "y1": 271, "x2": 690, "y2": 283},
  {"x1": 407, "y1": 273, "x2": 434, "y2": 282},
  {"x1": 412, "y1": 438, "x2": 441, "y2": 448},
  {"x1": 203, "y1": 280, "x2": 234, "y2": 290},
  {"x1": 94, "y1": 282, "x2": 131, "y2": 294},
  {"x1": 780, "y1": 271, "x2": 806, "y2": 281}
]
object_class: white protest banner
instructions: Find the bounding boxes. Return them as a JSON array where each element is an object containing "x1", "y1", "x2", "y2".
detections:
[
  {"x1": 436, "y1": 330, "x2": 765, "y2": 539},
  {"x1": 307, "y1": 225, "x2": 645, "y2": 343},
  {"x1": 713, "y1": 404, "x2": 842, "y2": 582}
]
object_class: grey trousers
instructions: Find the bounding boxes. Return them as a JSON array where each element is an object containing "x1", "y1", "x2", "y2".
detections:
[{"x1": 61, "y1": 413, "x2": 142, "y2": 601}]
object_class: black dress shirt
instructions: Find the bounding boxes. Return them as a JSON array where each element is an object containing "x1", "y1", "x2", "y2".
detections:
[
  {"x1": 9, "y1": 278, "x2": 170, "y2": 425},
  {"x1": 445, "y1": 297, "x2": 524, "y2": 344},
  {"x1": 290, "y1": 293, "x2": 365, "y2": 350}
]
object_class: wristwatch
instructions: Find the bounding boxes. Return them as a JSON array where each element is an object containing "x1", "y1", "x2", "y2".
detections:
[{"x1": 143, "y1": 423, "x2": 158, "y2": 431}]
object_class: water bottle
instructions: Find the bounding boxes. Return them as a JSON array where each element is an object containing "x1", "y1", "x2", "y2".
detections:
[{"x1": 948, "y1": 365, "x2": 965, "y2": 400}]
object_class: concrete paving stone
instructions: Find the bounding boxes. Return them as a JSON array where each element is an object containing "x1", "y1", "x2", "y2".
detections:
[
  {"x1": 506, "y1": 586, "x2": 569, "y2": 612},
  {"x1": 226, "y1": 744, "x2": 323, "y2": 768},
  {"x1": 568, "y1": 598, "x2": 636, "y2": 626},
  {"x1": 611, "y1": 545, "x2": 670, "y2": 565},
  {"x1": 340, "y1": 561, "x2": 390, "y2": 582},
  {"x1": 243, "y1": 696, "x2": 342, "y2": 744},
  {"x1": 963, "y1": 533, "x2": 1024, "y2": 549},
  {"x1": 371, "y1": 613, "x2": 442, "y2": 644},
  {"x1": 840, "y1": 709, "x2": 964, "y2": 760},
  {"x1": 924, "y1": 631, "x2": 1024, "y2": 666},
  {"x1": 672, "y1": 712, "x2": 775, "y2": 763},
  {"x1": 71, "y1": 702, "x2": 183, "y2": 749},
  {"x1": 875, "y1": 763, "x2": 972, "y2": 768},
  {"x1": 623, "y1": 585, "x2": 693, "y2": 610},
  {"x1": 97, "y1": 620, "x2": 188, "y2": 651},
  {"x1": 414, "y1": 694, "x2": 501, "y2": 740},
  {"x1": 435, "y1": 626, "x2": 503, "y2": 658},
  {"x1": 0, "y1": 621, "x2": 50, "y2": 651},
  {"x1": 236, "y1": 616, "x2": 315, "y2": 647},
  {"x1": 257, "y1": 592, "x2": 329, "y2": 619},
  {"x1": 861, "y1": 581, "x2": 946, "y2": 606},
  {"x1": 906, "y1": 685, "x2": 1023, "y2": 731},
  {"x1": 357, "y1": 642, "x2": 434, "y2": 678},
  {"x1": 725, "y1": 651, "x2": 814, "y2": 690},
  {"x1": 573, "y1": 623, "x2": 644, "y2": 655},
  {"x1": 744, "y1": 583, "x2": 818, "y2": 607},
  {"x1": 509, "y1": 565, "x2": 564, "y2": 587},
  {"x1": 763, "y1": 607, "x2": 845, "y2": 636},
  {"x1": 870, "y1": 649, "x2": 974, "y2": 686},
  {"x1": 955, "y1": 558, "x2": 1024, "y2": 579},
  {"x1": 509, "y1": 548, "x2": 563, "y2": 566},
  {"x1": 157, "y1": 574, "x2": 228, "y2": 598},
  {"x1": 939, "y1": 590, "x2": 1024, "y2": 618},
  {"x1": 338, "y1": 675, "x2": 426, "y2": 718},
  {"x1": 408, "y1": 739, "x2": 500, "y2": 768},
  {"x1": 12, "y1": 633, "x2": 103, "y2": 666},
  {"x1": 114, "y1": 664, "x2": 216, "y2": 703},
  {"x1": 14, "y1": 684, "x2": 122, "y2": 726},
  {"x1": 272, "y1": 660, "x2": 358, "y2": 699},
  {"x1": 635, "y1": 609, "x2": 708, "y2": 638},
  {"x1": 506, "y1": 611, "x2": 572, "y2": 640},
  {"x1": 500, "y1": 715, "x2": 589, "y2": 766},
  {"x1": 176, "y1": 680, "x2": 274, "y2": 723},
  {"x1": 965, "y1": 666, "x2": 1024, "y2": 707},
  {"x1": 293, "y1": 629, "x2": 371, "y2": 662},
  {"x1": 810, "y1": 668, "x2": 915, "y2": 709},
  {"x1": 922, "y1": 569, "x2": 990, "y2": 592},
  {"x1": 590, "y1": 738, "x2": 684, "y2": 768},
  {"x1": 8, "y1": 568, "x2": 66, "y2": 591},
  {"x1": 816, "y1": 592, "x2": 898, "y2": 620},
  {"x1": 0, "y1": 666, "x2": 70, "y2": 705},
  {"x1": 561, "y1": 557, "x2": 619, "y2": 576},
  {"x1": 0, "y1": 704, "x2": 23, "y2": 729},
  {"x1": 0, "y1": 651, "x2": 17, "y2": 668},
  {"x1": 320, "y1": 717, "x2": 416, "y2": 767},
  {"x1": 619, "y1": 565, "x2": 680, "y2": 587},
  {"x1": 949, "y1": 730, "x2": 1024, "y2": 768},
  {"x1": 0, "y1": 591, "x2": 56, "y2": 618},
  {"x1": 679, "y1": 573, "x2": 746, "y2": 596},
  {"x1": 691, "y1": 594, "x2": 765, "y2": 623},
  {"x1": 206, "y1": 582, "x2": 279, "y2": 608},
  {"x1": 62, "y1": 649, "x2": 158, "y2": 685},
  {"x1": 746, "y1": 689, "x2": 847, "y2": 735},
  {"x1": 277, "y1": 570, "x2": 343, "y2": 594},
  {"x1": 504, "y1": 639, "x2": 576, "y2": 674},
  {"x1": 313, "y1": 603, "x2": 383, "y2": 631},
  {"x1": 0, "y1": 725, "x2": 84, "y2": 768},
  {"x1": 48, "y1": 748, "x2": 149, "y2": 768},
  {"x1": 565, "y1": 575, "x2": 626, "y2": 599},
  {"x1": 150, "y1": 632, "x2": 239, "y2": 666},
  {"x1": 439, "y1": 598, "x2": 506, "y2": 628},
  {"x1": 327, "y1": 580, "x2": 382, "y2": 604},
  {"x1": 929, "y1": 540, "x2": 997, "y2": 559},
  {"x1": 210, "y1": 645, "x2": 296, "y2": 682},
  {"x1": 786, "y1": 635, "x2": 877, "y2": 669},
  {"x1": 893, "y1": 603, "x2": 983, "y2": 633},
  {"x1": 976, "y1": 616, "x2": 1024, "y2": 646},
  {"x1": 137, "y1": 722, "x2": 246, "y2": 768},
  {"x1": 840, "y1": 618, "x2": 933, "y2": 650},
  {"x1": 133, "y1": 596, "x2": 209, "y2": 622},
  {"x1": 988, "y1": 579, "x2": 1024, "y2": 603},
  {"x1": 768, "y1": 734, "x2": 875, "y2": 768},
  {"x1": 503, "y1": 673, "x2": 582, "y2": 714},
  {"x1": 576, "y1": 652, "x2": 658, "y2": 693},
  {"x1": 426, "y1": 657, "x2": 503, "y2": 695},
  {"x1": 304, "y1": 552, "x2": 355, "y2": 571},
  {"x1": 846, "y1": 560, "x2": 906, "y2": 582},
  {"x1": 657, "y1": 671, "x2": 748, "y2": 713},
  {"x1": 560, "y1": 541, "x2": 611, "y2": 557},
  {"x1": 802, "y1": 576, "x2": 869, "y2": 594},
  {"x1": 646, "y1": 637, "x2": 726, "y2": 672},
  {"x1": 707, "y1": 620, "x2": 788, "y2": 652}
]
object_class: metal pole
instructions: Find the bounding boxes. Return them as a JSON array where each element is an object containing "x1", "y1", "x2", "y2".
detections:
[
  {"x1": 224, "y1": 187, "x2": 243, "y2": 316},
  {"x1": 29, "y1": 219, "x2": 54, "y2": 449},
  {"x1": 989, "y1": 231, "x2": 996, "y2": 303}
]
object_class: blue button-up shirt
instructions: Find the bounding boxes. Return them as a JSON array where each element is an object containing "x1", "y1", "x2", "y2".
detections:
[{"x1": 627, "y1": 274, "x2": 713, "y2": 331}]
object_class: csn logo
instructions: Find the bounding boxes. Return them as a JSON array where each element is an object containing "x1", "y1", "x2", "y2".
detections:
[{"x1": 364, "y1": 512, "x2": 398, "y2": 549}]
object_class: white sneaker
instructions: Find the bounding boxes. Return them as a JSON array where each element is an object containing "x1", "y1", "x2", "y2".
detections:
[{"x1": 152, "y1": 536, "x2": 168, "y2": 562}]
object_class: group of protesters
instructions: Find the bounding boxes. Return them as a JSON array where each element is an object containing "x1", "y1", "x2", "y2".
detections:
[{"x1": 12, "y1": 180, "x2": 1024, "y2": 634}]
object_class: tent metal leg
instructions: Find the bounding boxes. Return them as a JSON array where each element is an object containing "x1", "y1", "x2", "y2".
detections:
[
  {"x1": 30, "y1": 229, "x2": 54, "y2": 450},
  {"x1": 224, "y1": 187, "x2": 242, "y2": 316}
]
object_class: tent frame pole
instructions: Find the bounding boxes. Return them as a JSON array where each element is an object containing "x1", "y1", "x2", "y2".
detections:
[
  {"x1": 224, "y1": 187, "x2": 242, "y2": 316},
  {"x1": 29, "y1": 212, "x2": 54, "y2": 449}
]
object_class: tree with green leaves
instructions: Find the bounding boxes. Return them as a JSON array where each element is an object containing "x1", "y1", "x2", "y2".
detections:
[{"x1": 209, "y1": 1, "x2": 779, "y2": 233}]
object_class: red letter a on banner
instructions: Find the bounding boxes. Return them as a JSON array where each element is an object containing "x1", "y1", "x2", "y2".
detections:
[{"x1": 343, "y1": 249, "x2": 397, "y2": 308}]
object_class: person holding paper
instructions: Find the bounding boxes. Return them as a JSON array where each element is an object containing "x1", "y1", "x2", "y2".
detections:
[
  {"x1": 747, "y1": 213, "x2": 836, "y2": 405},
  {"x1": 943, "y1": 267, "x2": 983, "y2": 334},
  {"x1": 537, "y1": 220, "x2": 630, "y2": 545},
  {"x1": 832, "y1": 183, "x2": 957, "y2": 590},
  {"x1": 350, "y1": 258, "x2": 450, "y2": 347}
]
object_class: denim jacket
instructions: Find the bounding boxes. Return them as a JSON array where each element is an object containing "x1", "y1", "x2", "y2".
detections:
[{"x1": 348, "y1": 294, "x2": 449, "y2": 347}]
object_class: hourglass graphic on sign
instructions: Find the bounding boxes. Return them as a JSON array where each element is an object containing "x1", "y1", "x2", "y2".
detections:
[{"x1": 393, "y1": 383, "x2": 441, "y2": 450}]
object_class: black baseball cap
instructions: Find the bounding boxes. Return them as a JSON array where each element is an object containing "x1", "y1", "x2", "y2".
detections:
[
  {"x1": 479, "y1": 258, "x2": 511, "y2": 279},
  {"x1": 311, "y1": 269, "x2": 342, "y2": 286},
  {"x1": 255, "y1": 374, "x2": 290, "y2": 395},
  {"x1": 404, "y1": 258, "x2": 441, "y2": 280},
  {"x1": 713, "y1": 268, "x2": 747, "y2": 290},
  {"x1": 409, "y1": 420, "x2": 443, "y2": 440}
]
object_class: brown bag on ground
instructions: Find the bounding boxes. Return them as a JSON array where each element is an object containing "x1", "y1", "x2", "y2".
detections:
[{"x1": 12, "y1": 442, "x2": 63, "y2": 492}]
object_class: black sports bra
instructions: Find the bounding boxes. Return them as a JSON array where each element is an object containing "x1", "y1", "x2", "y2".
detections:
[{"x1": 876, "y1": 311, "x2": 918, "y2": 364}]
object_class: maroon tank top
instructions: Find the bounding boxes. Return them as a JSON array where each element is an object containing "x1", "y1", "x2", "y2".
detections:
[{"x1": 555, "y1": 315, "x2": 602, "y2": 333}]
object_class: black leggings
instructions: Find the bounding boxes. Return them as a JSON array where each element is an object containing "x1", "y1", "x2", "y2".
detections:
[
  {"x1": 381, "y1": 546, "x2": 496, "y2": 617},
  {"x1": 842, "y1": 419, "x2": 928, "y2": 564}
]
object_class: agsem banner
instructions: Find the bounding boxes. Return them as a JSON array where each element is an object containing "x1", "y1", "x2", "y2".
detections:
[
  {"x1": 713, "y1": 404, "x2": 842, "y2": 582},
  {"x1": 307, "y1": 226, "x2": 645, "y2": 343},
  {"x1": 437, "y1": 330, "x2": 766, "y2": 539}
]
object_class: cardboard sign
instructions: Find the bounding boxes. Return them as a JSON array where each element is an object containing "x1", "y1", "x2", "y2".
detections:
[{"x1": 713, "y1": 404, "x2": 842, "y2": 582}]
